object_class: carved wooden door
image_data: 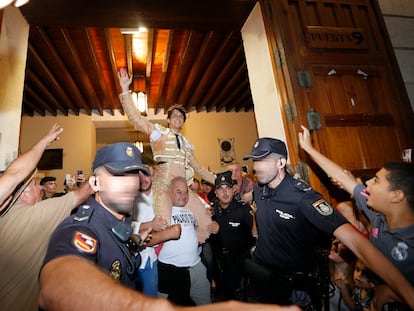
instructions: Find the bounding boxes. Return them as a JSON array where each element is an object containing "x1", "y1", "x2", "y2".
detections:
[{"x1": 260, "y1": 0, "x2": 414, "y2": 202}]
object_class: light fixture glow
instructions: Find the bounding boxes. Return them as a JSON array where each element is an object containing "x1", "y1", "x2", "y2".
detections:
[
  {"x1": 0, "y1": 0, "x2": 14, "y2": 9},
  {"x1": 0, "y1": 0, "x2": 29, "y2": 8},
  {"x1": 120, "y1": 27, "x2": 148, "y2": 35},
  {"x1": 131, "y1": 91, "x2": 148, "y2": 114},
  {"x1": 13, "y1": 0, "x2": 29, "y2": 7}
]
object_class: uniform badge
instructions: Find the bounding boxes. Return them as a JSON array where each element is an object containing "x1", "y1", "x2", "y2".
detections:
[
  {"x1": 110, "y1": 260, "x2": 122, "y2": 280},
  {"x1": 72, "y1": 231, "x2": 98, "y2": 254},
  {"x1": 391, "y1": 242, "x2": 408, "y2": 261},
  {"x1": 312, "y1": 199, "x2": 333, "y2": 216},
  {"x1": 126, "y1": 146, "x2": 134, "y2": 158}
]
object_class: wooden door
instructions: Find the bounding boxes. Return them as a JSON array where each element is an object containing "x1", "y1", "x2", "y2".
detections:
[{"x1": 260, "y1": 0, "x2": 414, "y2": 203}]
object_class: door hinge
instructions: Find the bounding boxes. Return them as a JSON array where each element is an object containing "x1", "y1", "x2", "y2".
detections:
[
  {"x1": 297, "y1": 71, "x2": 312, "y2": 88},
  {"x1": 284, "y1": 102, "x2": 297, "y2": 122},
  {"x1": 274, "y1": 48, "x2": 284, "y2": 68}
]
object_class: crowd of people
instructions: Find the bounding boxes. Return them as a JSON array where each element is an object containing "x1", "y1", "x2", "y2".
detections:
[{"x1": 0, "y1": 69, "x2": 413, "y2": 311}]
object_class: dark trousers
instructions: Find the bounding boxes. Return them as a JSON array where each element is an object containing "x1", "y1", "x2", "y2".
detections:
[
  {"x1": 215, "y1": 251, "x2": 249, "y2": 301},
  {"x1": 157, "y1": 261, "x2": 195, "y2": 306},
  {"x1": 245, "y1": 258, "x2": 323, "y2": 310}
]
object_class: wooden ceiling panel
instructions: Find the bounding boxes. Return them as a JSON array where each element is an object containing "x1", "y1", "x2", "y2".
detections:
[{"x1": 19, "y1": 0, "x2": 257, "y2": 116}]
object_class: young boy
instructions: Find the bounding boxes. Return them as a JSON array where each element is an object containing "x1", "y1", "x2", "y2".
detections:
[{"x1": 299, "y1": 126, "x2": 414, "y2": 309}]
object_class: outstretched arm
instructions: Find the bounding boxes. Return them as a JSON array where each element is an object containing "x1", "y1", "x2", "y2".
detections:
[
  {"x1": 118, "y1": 68, "x2": 154, "y2": 135},
  {"x1": 40, "y1": 255, "x2": 300, "y2": 311},
  {"x1": 39, "y1": 255, "x2": 174, "y2": 311},
  {"x1": 0, "y1": 124, "x2": 63, "y2": 209},
  {"x1": 298, "y1": 125, "x2": 359, "y2": 195}
]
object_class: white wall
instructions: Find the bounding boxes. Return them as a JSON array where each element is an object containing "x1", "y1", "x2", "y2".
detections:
[
  {"x1": 379, "y1": 0, "x2": 414, "y2": 111},
  {"x1": 0, "y1": 6, "x2": 29, "y2": 169},
  {"x1": 20, "y1": 115, "x2": 96, "y2": 192},
  {"x1": 241, "y1": 3, "x2": 287, "y2": 145}
]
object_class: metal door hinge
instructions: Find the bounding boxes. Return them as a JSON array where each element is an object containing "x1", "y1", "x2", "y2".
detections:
[
  {"x1": 297, "y1": 71, "x2": 312, "y2": 88},
  {"x1": 284, "y1": 102, "x2": 297, "y2": 122}
]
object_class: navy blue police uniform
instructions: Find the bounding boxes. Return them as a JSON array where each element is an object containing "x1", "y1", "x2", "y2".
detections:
[
  {"x1": 213, "y1": 199, "x2": 255, "y2": 255},
  {"x1": 212, "y1": 198, "x2": 255, "y2": 300},
  {"x1": 43, "y1": 196, "x2": 138, "y2": 288},
  {"x1": 247, "y1": 174, "x2": 348, "y2": 307}
]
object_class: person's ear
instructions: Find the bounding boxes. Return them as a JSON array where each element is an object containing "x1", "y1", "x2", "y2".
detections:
[
  {"x1": 279, "y1": 158, "x2": 286, "y2": 168},
  {"x1": 89, "y1": 175, "x2": 99, "y2": 191},
  {"x1": 390, "y1": 189, "x2": 405, "y2": 203}
]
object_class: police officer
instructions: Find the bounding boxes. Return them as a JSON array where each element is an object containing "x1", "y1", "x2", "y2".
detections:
[
  {"x1": 43, "y1": 142, "x2": 150, "y2": 288},
  {"x1": 211, "y1": 170, "x2": 256, "y2": 301},
  {"x1": 243, "y1": 138, "x2": 389, "y2": 310}
]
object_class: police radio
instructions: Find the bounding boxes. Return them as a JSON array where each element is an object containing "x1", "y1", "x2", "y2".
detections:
[
  {"x1": 112, "y1": 221, "x2": 133, "y2": 242},
  {"x1": 111, "y1": 220, "x2": 142, "y2": 276}
]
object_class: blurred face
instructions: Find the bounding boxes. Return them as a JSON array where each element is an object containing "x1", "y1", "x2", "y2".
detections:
[
  {"x1": 169, "y1": 180, "x2": 189, "y2": 207},
  {"x1": 168, "y1": 110, "x2": 185, "y2": 132},
  {"x1": 95, "y1": 167, "x2": 140, "y2": 217},
  {"x1": 138, "y1": 171, "x2": 152, "y2": 193},
  {"x1": 215, "y1": 184, "x2": 234, "y2": 208},
  {"x1": 364, "y1": 168, "x2": 391, "y2": 213},
  {"x1": 227, "y1": 164, "x2": 242, "y2": 184},
  {"x1": 253, "y1": 155, "x2": 282, "y2": 186}
]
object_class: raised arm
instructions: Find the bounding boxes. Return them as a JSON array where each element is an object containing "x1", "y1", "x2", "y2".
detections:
[
  {"x1": 298, "y1": 125, "x2": 358, "y2": 195},
  {"x1": 118, "y1": 68, "x2": 154, "y2": 135},
  {"x1": 0, "y1": 124, "x2": 63, "y2": 209}
]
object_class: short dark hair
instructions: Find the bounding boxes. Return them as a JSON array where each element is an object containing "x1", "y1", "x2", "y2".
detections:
[
  {"x1": 167, "y1": 104, "x2": 186, "y2": 122},
  {"x1": 383, "y1": 162, "x2": 414, "y2": 211},
  {"x1": 40, "y1": 176, "x2": 56, "y2": 185}
]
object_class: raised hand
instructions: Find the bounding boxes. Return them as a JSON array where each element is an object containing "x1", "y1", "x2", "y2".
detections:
[
  {"x1": 298, "y1": 125, "x2": 313, "y2": 151},
  {"x1": 117, "y1": 67, "x2": 133, "y2": 93},
  {"x1": 44, "y1": 123, "x2": 64, "y2": 146}
]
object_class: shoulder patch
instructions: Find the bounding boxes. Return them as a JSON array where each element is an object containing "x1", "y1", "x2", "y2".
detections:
[
  {"x1": 312, "y1": 199, "x2": 333, "y2": 216},
  {"x1": 74, "y1": 205, "x2": 93, "y2": 222},
  {"x1": 72, "y1": 231, "x2": 98, "y2": 254},
  {"x1": 293, "y1": 180, "x2": 312, "y2": 192}
]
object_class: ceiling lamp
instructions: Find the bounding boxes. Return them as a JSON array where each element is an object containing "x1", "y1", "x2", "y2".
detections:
[
  {"x1": 0, "y1": 0, "x2": 29, "y2": 9},
  {"x1": 120, "y1": 27, "x2": 148, "y2": 35},
  {"x1": 131, "y1": 91, "x2": 148, "y2": 115}
]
